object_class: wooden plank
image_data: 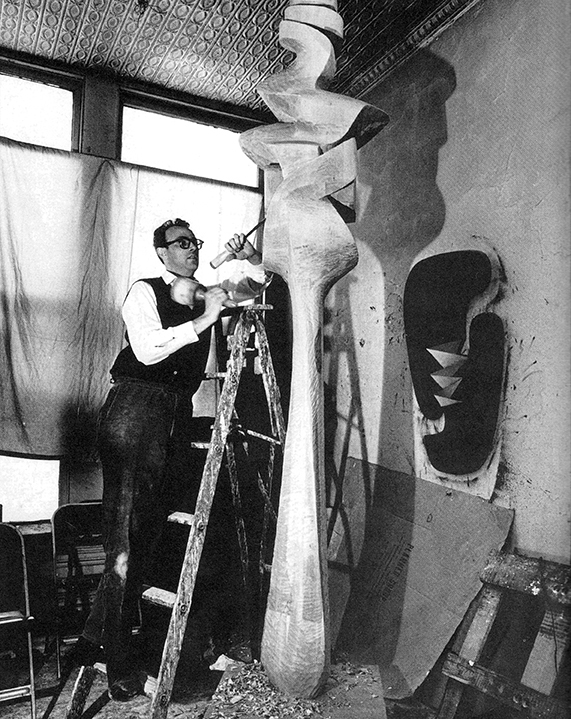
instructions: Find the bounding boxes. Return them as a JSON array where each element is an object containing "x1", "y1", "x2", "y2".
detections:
[
  {"x1": 436, "y1": 585, "x2": 503, "y2": 718},
  {"x1": 436, "y1": 681, "x2": 464, "y2": 719},
  {"x1": 442, "y1": 653, "x2": 570, "y2": 719},
  {"x1": 0, "y1": 686, "x2": 32, "y2": 701},
  {"x1": 0, "y1": 610, "x2": 25, "y2": 624},
  {"x1": 65, "y1": 665, "x2": 96, "y2": 719},
  {"x1": 142, "y1": 587, "x2": 176, "y2": 609},
  {"x1": 521, "y1": 606, "x2": 570, "y2": 694},
  {"x1": 481, "y1": 551, "x2": 571, "y2": 605},
  {"x1": 459, "y1": 586, "x2": 502, "y2": 661},
  {"x1": 167, "y1": 511, "x2": 195, "y2": 526},
  {"x1": 242, "y1": 427, "x2": 282, "y2": 445},
  {"x1": 252, "y1": 312, "x2": 287, "y2": 445},
  {"x1": 226, "y1": 440, "x2": 250, "y2": 579}
]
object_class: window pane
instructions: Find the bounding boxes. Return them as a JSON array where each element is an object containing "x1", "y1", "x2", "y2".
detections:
[
  {"x1": 0, "y1": 73, "x2": 73, "y2": 151},
  {"x1": 122, "y1": 106, "x2": 259, "y2": 187}
]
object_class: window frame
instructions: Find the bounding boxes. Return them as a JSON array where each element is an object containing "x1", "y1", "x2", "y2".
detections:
[
  {"x1": 120, "y1": 87, "x2": 264, "y2": 191},
  {"x1": 0, "y1": 56, "x2": 83, "y2": 152}
]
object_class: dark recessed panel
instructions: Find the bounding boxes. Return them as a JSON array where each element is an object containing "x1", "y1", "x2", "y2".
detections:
[{"x1": 404, "y1": 251, "x2": 505, "y2": 475}]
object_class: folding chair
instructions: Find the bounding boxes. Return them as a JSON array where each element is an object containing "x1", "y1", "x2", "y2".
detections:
[
  {"x1": 0, "y1": 522, "x2": 36, "y2": 719},
  {"x1": 50, "y1": 502, "x2": 104, "y2": 678}
]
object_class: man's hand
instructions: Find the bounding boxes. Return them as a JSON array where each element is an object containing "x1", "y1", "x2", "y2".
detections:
[
  {"x1": 224, "y1": 233, "x2": 262, "y2": 265},
  {"x1": 203, "y1": 286, "x2": 234, "y2": 318},
  {"x1": 170, "y1": 277, "x2": 202, "y2": 307}
]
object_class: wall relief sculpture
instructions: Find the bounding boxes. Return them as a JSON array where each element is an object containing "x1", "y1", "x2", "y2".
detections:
[{"x1": 403, "y1": 245, "x2": 506, "y2": 498}]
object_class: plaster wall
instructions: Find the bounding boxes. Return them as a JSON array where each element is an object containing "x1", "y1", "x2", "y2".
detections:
[{"x1": 325, "y1": 0, "x2": 570, "y2": 563}]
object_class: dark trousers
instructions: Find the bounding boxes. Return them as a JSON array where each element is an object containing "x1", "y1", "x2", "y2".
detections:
[
  {"x1": 82, "y1": 379, "x2": 193, "y2": 673},
  {"x1": 82, "y1": 378, "x2": 250, "y2": 675}
]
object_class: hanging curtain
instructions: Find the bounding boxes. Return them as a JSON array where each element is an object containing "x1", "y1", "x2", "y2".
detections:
[{"x1": 0, "y1": 136, "x2": 262, "y2": 459}]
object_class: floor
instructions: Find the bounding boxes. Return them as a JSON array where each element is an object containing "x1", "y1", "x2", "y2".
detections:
[
  {"x1": 0, "y1": 641, "x2": 216, "y2": 719},
  {"x1": 0, "y1": 641, "x2": 436, "y2": 719}
]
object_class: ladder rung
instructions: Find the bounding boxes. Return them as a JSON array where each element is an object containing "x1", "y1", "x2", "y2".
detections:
[
  {"x1": 142, "y1": 587, "x2": 176, "y2": 609},
  {"x1": 190, "y1": 441, "x2": 210, "y2": 449},
  {"x1": 204, "y1": 372, "x2": 226, "y2": 379},
  {"x1": 167, "y1": 511, "x2": 195, "y2": 526},
  {"x1": 0, "y1": 686, "x2": 32, "y2": 702},
  {"x1": 242, "y1": 428, "x2": 282, "y2": 446},
  {"x1": 0, "y1": 610, "x2": 26, "y2": 625}
]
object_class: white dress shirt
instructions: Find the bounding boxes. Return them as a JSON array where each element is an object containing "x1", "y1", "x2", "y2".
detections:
[{"x1": 122, "y1": 265, "x2": 270, "y2": 366}]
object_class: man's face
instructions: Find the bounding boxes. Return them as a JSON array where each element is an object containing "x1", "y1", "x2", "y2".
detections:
[{"x1": 157, "y1": 225, "x2": 200, "y2": 277}]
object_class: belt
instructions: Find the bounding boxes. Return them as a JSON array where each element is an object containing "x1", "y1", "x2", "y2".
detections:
[{"x1": 111, "y1": 376, "x2": 193, "y2": 397}]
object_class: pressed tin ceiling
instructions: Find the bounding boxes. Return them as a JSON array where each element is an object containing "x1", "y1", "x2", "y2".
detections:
[{"x1": 0, "y1": 0, "x2": 479, "y2": 121}]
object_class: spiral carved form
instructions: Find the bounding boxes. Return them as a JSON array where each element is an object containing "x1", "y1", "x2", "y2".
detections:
[{"x1": 240, "y1": 0, "x2": 389, "y2": 698}]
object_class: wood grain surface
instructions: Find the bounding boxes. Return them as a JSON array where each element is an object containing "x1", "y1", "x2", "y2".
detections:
[{"x1": 240, "y1": 0, "x2": 388, "y2": 698}]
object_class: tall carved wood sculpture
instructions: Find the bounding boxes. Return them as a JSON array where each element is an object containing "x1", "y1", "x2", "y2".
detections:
[{"x1": 240, "y1": 0, "x2": 388, "y2": 698}]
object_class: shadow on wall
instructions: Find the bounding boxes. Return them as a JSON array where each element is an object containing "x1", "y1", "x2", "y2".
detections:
[{"x1": 330, "y1": 50, "x2": 457, "y2": 674}]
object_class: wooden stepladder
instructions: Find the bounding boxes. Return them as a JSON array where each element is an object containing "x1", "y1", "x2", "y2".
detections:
[
  {"x1": 436, "y1": 551, "x2": 571, "y2": 719},
  {"x1": 143, "y1": 304, "x2": 286, "y2": 719}
]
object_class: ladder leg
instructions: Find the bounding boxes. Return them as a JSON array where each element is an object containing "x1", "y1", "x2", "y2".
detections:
[
  {"x1": 252, "y1": 312, "x2": 285, "y2": 634},
  {"x1": 226, "y1": 440, "x2": 250, "y2": 581},
  {"x1": 65, "y1": 665, "x2": 96, "y2": 719},
  {"x1": 149, "y1": 313, "x2": 253, "y2": 719},
  {"x1": 252, "y1": 313, "x2": 287, "y2": 444},
  {"x1": 148, "y1": 308, "x2": 286, "y2": 719},
  {"x1": 225, "y1": 438, "x2": 255, "y2": 653}
]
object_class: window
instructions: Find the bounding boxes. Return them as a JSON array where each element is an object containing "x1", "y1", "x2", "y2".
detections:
[
  {"x1": 0, "y1": 73, "x2": 74, "y2": 151},
  {"x1": 121, "y1": 106, "x2": 259, "y2": 187}
]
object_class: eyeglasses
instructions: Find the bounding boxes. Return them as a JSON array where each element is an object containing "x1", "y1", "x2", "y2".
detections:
[{"x1": 164, "y1": 237, "x2": 204, "y2": 251}]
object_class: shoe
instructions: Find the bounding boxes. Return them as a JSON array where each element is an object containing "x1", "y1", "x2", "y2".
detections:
[
  {"x1": 67, "y1": 636, "x2": 103, "y2": 668},
  {"x1": 226, "y1": 640, "x2": 252, "y2": 664},
  {"x1": 108, "y1": 671, "x2": 145, "y2": 702}
]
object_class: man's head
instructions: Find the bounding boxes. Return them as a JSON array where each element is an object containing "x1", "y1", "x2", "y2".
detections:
[{"x1": 153, "y1": 218, "x2": 204, "y2": 277}]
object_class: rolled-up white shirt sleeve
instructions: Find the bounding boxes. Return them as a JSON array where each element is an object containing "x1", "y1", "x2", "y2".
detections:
[{"x1": 122, "y1": 280, "x2": 199, "y2": 365}]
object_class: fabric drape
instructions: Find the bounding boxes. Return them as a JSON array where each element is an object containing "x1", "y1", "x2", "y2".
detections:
[{"x1": 0, "y1": 136, "x2": 262, "y2": 458}]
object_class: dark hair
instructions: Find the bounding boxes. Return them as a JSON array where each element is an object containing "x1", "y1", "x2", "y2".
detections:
[{"x1": 153, "y1": 218, "x2": 190, "y2": 248}]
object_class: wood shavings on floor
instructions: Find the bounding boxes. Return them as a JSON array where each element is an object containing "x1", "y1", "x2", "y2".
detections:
[
  {"x1": 207, "y1": 661, "x2": 321, "y2": 717},
  {"x1": 205, "y1": 659, "x2": 388, "y2": 718}
]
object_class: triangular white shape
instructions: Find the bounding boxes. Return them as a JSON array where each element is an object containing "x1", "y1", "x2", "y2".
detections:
[
  {"x1": 435, "y1": 395, "x2": 461, "y2": 407},
  {"x1": 431, "y1": 360, "x2": 467, "y2": 378},
  {"x1": 432, "y1": 374, "x2": 462, "y2": 391},
  {"x1": 427, "y1": 348, "x2": 467, "y2": 368},
  {"x1": 437, "y1": 377, "x2": 463, "y2": 398}
]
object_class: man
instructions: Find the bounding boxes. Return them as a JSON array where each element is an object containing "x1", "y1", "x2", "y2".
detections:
[{"x1": 75, "y1": 218, "x2": 268, "y2": 701}]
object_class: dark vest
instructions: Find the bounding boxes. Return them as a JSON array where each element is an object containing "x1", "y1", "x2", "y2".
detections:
[{"x1": 110, "y1": 277, "x2": 211, "y2": 395}]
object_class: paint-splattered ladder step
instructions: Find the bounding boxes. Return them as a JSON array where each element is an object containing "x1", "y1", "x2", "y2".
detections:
[{"x1": 142, "y1": 587, "x2": 176, "y2": 609}]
